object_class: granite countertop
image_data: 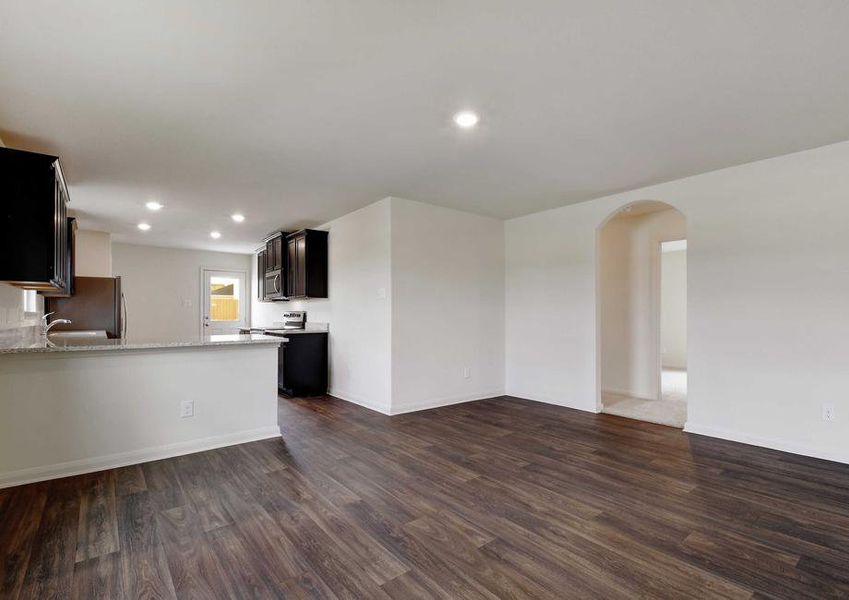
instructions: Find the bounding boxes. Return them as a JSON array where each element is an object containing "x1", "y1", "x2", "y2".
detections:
[{"x1": 0, "y1": 332, "x2": 286, "y2": 354}]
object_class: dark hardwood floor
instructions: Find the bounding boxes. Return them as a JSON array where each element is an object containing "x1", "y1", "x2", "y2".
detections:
[{"x1": 2, "y1": 395, "x2": 849, "y2": 599}]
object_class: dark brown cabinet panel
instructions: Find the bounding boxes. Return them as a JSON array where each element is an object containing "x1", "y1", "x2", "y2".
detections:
[
  {"x1": 262, "y1": 232, "x2": 287, "y2": 300},
  {"x1": 40, "y1": 217, "x2": 77, "y2": 298},
  {"x1": 286, "y1": 229, "x2": 328, "y2": 299},
  {"x1": 265, "y1": 233, "x2": 283, "y2": 272},
  {"x1": 286, "y1": 234, "x2": 297, "y2": 296},
  {"x1": 0, "y1": 147, "x2": 71, "y2": 290},
  {"x1": 278, "y1": 332, "x2": 328, "y2": 396},
  {"x1": 256, "y1": 249, "x2": 267, "y2": 300}
]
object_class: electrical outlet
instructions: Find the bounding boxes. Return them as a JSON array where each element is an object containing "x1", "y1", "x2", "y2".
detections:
[
  {"x1": 180, "y1": 399, "x2": 194, "y2": 418},
  {"x1": 463, "y1": 367, "x2": 471, "y2": 379},
  {"x1": 822, "y1": 404, "x2": 836, "y2": 422}
]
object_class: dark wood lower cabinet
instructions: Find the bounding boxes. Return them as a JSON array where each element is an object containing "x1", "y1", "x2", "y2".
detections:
[{"x1": 277, "y1": 332, "x2": 328, "y2": 396}]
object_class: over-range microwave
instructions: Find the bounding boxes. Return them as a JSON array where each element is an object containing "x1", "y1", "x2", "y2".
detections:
[{"x1": 264, "y1": 268, "x2": 287, "y2": 300}]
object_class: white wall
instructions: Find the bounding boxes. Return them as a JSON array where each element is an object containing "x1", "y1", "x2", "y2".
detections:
[
  {"x1": 661, "y1": 248, "x2": 687, "y2": 369},
  {"x1": 75, "y1": 229, "x2": 112, "y2": 277},
  {"x1": 390, "y1": 198, "x2": 505, "y2": 413},
  {"x1": 506, "y1": 139, "x2": 849, "y2": 464},
  {"x1": 251, "y1": 199, "x2": 393, "y2": 413},
  {"x1": 599, "y1": 208, "x2": 686, "y2": 399},
  {"x1": 112, "y1": 243, "x2": 252, "y2": 340},
  {"x1": 599, "y1": 217, "x2": 633, "y2": 398}
]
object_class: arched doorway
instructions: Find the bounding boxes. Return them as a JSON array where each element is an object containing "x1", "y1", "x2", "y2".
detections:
[{"x1": 596, "y1": 200, "x2": 687, "y2": 427}]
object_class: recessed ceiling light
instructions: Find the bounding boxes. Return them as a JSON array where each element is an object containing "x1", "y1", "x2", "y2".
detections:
[
  {"x1": 145, "y1": 201, "x2": 163, "y2": 211},
  {"x1": 137, "y1": 222, "x2": 151, "y2": 231},
  {"x1": 210, "y1": 231, "x2": 222, "y2": 239},
  {"x1": 453, "y1": 110, "x2": 479, "y2": 129},
  {"x1": 231, "y1": 213, "x2": 245, "y2": 223}
]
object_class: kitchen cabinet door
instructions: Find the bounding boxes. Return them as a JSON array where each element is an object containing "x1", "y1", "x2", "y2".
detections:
[
  {"x1": 39, "y1": 217, "x2": 77, "y2": 298},
  {"x1": 265, "y1": 234, "x2": 283, "y2": 272},
  {"x1": 256, "y1": 249, "x2": 267, "y2": 300},
  {"x1": 287, "y1": 235, "x2": 300, "y2": 297},
  {"x1": 295, "y1": 233, "x2": 307, "y2": 297},
  {"x1": 285, "y1": 230, "x2": 327, "y2": 299},
  {"x1": 0, "y1": 148, "x2": 71, "y2": 290}
]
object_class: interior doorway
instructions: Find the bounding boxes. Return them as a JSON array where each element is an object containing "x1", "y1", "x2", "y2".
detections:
[
  {"x1": 597, "y1": 201, "x2": 687, "y2": 427},
  {"x1": 660, "y1": 239, "x2": 687, "y2": 410}
]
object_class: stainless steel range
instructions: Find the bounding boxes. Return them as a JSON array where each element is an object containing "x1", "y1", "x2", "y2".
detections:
[{"x1": 276, "y1": 311, "x2": 306, "y2": 331}]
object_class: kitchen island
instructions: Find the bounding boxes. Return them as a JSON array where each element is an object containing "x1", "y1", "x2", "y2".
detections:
[{"x1": 0, "y1": 332, "x2": 285, "y2": 488}]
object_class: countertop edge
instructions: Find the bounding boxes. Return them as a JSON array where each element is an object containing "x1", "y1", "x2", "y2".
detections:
[{"x1": 0, "y1": 335, "x2": 286, "y2": 355}]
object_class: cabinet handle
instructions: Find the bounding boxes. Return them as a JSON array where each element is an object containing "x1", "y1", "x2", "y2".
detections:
[{"x1": 274, "y1": 274, "x2": 280, "y2": 294}]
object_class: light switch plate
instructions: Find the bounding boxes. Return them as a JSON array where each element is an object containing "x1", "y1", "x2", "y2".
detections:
[{"x1": 180, "y1": 399, "x2": 194, "y2": 418}]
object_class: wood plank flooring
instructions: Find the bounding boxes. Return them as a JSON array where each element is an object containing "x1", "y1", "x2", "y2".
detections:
[{"x1": 2, "y1": 395, "x2": 849, "y2": 598}]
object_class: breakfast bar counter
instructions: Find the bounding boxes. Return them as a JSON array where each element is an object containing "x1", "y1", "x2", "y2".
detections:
[{"x1": 0, "y1": 331, "x2": 284, "y2": 488}]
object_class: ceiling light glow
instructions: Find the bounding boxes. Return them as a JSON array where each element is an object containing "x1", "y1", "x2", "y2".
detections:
[
  {"x1": 453, "y1": 111, "x2": 479, "y2": 129},
  {"x1": 137, "y1": 222, "x2": 151, "y2": 231},
  {"x1": 231, "y1": 213, "x2": 245, "y2": 223},
  {"x1": 145, "y1": 201, "x2": 163, "y2": 211},
  {"x1": 210, "y1": 231, "x2": 222, "y2": 239}
]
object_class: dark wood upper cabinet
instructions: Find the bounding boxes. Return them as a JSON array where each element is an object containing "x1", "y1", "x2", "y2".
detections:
[
  {"x1": 286, "y1": 233, "x2": 297, "y2": 297},
  {"x1": 262, "y1": 231, "x2": 288, "y2": 300},
  {"x1": 40, "y1": 217, "x2": 77, "y2": 298},
  {"x1": 265, "y1": 233, "x2": 283, "y2": 272},
  {"x1": 256, "y1": 249, "x2": 267, "y2": 300},
  {"x1": 286, "y1": 229, "x2": 328, "y2": 299},
  {"x1": 0, "y1": 147, "x2": 71, "y2": 291},
  {"x1": 256, "y1": 228, "x2": 327, "y2": 300}
]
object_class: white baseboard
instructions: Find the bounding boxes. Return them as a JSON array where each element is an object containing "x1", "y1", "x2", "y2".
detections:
[
  {"x1": 601, "y1": 387, "x2": 655, "y2": 402},
  {"x1": 503, "y1": 390, "x2": 600, "y2": 413},
  {"x1": 327, "y1": 389, "x2": 505, "y2": 416},
  {"x1": 684, "y1": 421, "x2": 849, "y2": 466},
  {"x1": 388, "y1": 390, "x2": 505, "y2": 415},
  {"x1": 327, "y1": 389, "x2": 391, "y2": 415},
  {"x1": 0, "y1": 426, "x2": 281, "y2": 490}
]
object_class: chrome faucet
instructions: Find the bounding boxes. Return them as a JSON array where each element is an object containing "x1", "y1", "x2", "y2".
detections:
[{"x1": 41, "y1": 312, "x2": 72, "y2": 335}]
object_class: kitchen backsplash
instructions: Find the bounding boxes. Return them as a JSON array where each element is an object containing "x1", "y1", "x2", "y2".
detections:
[{"x1": 0, "y1": 283, "x2": 42, "y2": 330}]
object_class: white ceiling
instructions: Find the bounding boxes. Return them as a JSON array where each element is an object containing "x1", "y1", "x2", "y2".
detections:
[{"x1": 2, "y1": 1, "x2": 849, "y2": 253}]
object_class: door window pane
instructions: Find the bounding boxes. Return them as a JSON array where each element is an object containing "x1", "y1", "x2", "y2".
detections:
[{"x1": 209, "y1": 276, "x2": 240, "y2": 322}]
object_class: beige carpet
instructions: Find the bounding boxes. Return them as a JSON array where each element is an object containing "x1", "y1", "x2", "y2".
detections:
[{"x1": 602, "y1": 369, "x2": 687, "y2": 428}]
